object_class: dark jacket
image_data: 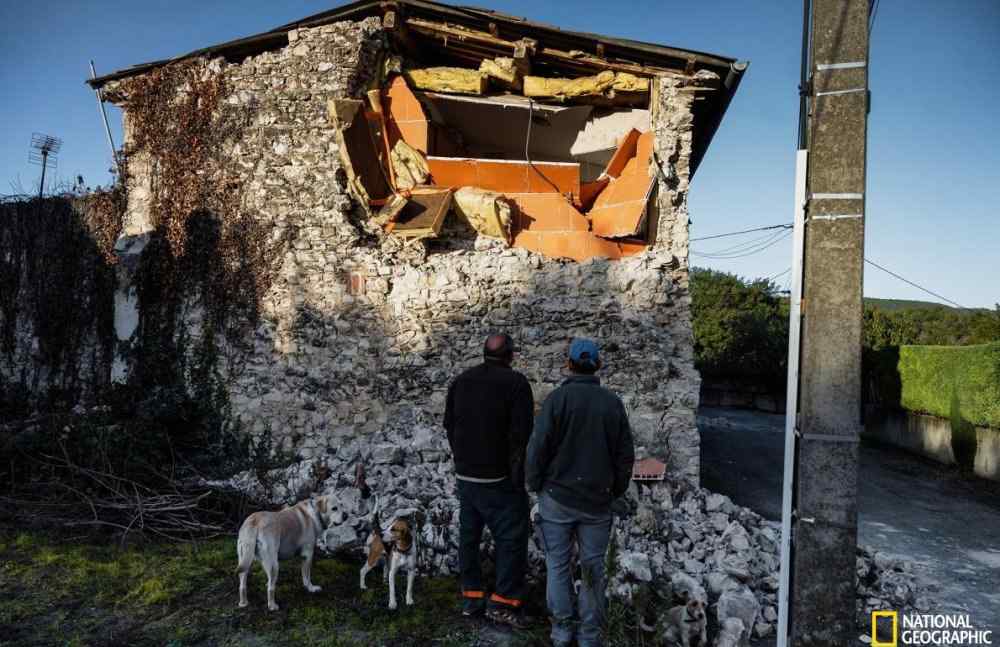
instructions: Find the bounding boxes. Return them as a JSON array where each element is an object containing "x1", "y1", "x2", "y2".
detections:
[
  {"x1": 444, "y1": 361, "x2": 534, "y2": 486},
  {"x1": 526, "y1": 374, "x2": 635, "y2": 514}
]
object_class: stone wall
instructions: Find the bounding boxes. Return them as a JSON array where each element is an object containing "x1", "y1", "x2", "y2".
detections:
[
  {"x1": 109, "y1": 17, "x2": 702, "y2": 480},
  {"x1": 865, "y1": 409, "x2": 1000, "y2": 481},
  {"x1": 0, "y1": 197, "x2": 116, "y2": 410}
]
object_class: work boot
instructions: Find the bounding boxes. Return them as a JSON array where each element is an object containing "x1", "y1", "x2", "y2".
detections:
[{"x1": 461, "y1": 592, "x2": 486, "y2": 617}]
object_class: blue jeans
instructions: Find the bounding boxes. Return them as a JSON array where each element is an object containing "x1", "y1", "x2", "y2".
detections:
[{"x1": 538, "y1": 492, "x2": 612, "y2": 647}]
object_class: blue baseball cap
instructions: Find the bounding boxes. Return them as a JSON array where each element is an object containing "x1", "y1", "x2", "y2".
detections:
[{"x1": 568, "y1": 338, "x2": 600, "y2": 367}]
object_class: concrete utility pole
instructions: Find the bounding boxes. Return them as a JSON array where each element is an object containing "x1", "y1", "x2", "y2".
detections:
[{"x1": 789, "y1": 0, "x2": 869, "y2": 644}]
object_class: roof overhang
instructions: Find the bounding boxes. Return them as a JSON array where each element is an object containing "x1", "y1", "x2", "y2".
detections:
[{"x1": 86, "y1": 0, "x2": 747, "y2": 176}]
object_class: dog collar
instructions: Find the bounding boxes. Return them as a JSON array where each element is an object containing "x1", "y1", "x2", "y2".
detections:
[
  {"x1": 683, "y1": 612, "x2": 700, "y2": 623},
  {"x1": 392, "y1": 541, "x2": 413, "y2": 555}
]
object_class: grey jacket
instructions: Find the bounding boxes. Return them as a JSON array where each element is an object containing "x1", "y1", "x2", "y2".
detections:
[{"x1": 526, "y1": 374, "x2": 635, "y2": 514}]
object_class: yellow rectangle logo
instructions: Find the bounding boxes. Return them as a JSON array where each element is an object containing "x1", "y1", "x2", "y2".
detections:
[{"x1": 872, "y1": 610, "x2": 898, "y2": 647}]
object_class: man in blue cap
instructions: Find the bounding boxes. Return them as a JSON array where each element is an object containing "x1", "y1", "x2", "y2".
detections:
[{"x1": 526, "y1": 338, "x2": 635, "y2": 647}]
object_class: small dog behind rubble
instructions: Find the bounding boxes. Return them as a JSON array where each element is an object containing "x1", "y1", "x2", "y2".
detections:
[
  {"x1": 642, "y1": 597, "x2": 709, "y2": 647},
  {"x1": 359, "y1": 496, "x2": 420, "y2": 609},
  {"x1": 664, "y1": 598, "x2": 709, "y2": 647},
  {"x1": 235, "y1": 494, "x2": 336, "y2": 611}
]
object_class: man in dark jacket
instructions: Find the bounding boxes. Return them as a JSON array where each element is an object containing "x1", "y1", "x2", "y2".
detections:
[
  {"x1": 526, "y1": 338, "x2": 635, "y2": 647},
  {"x1": 444, "y1": 333, "x2": 533, "y2": 624}
]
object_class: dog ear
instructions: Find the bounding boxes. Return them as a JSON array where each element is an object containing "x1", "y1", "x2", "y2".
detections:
[{"x1": 316, "y1": 497, "x2": 328, "y2": 515}]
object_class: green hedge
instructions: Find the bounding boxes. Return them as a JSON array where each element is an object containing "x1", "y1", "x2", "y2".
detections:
[{"x1": 892, "y1": 342, "x2": 1000, "y2": 429}]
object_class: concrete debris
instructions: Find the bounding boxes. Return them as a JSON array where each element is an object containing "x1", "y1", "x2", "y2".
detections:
[
  {"x1": 390, "y1": 139, "x2": 429, "y2": 190},
  {"x1": 716, "y1": 587, "x2": 759, "y2": 645},
  {"x1": 207, "y1": 405, "x2": 938, "y2": 641},
  {"x1": 714, "y1": 617, "x2": 746, "y2": 647},
  {"x1": 451, "y1": 186, "x2": 513, "y2": 242},
  {"x1": 404, "y1": 67, "x2": 488, "y2": 95}
]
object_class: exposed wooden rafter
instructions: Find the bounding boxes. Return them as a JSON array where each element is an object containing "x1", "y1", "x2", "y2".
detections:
[{"x1": 403, "y1": 17, "x2": 691, "y2": 79}]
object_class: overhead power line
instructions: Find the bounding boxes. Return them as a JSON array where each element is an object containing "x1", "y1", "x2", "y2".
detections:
[
  {"x1": 769, "y1": 267, "x2": 792, "y2": 282},
  {"x1": 692, "y1": 229, "x2": 792, "y2": 260},
  {"x1": 700, "y1": 228, "x2": 788, "y2": 256},
  {"x1": 864, "y1": 258, "x2": 966, "y2": 309},
  {"x1": 690, "y1": 223, "x2": 967, "y2": 309},
  {"x1": 690, "y1": 223, "x2": 792, "y2": 242}
]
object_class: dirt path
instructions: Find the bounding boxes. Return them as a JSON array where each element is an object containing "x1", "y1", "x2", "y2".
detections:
[{"x1": 698, "y1": 406, "x2": 1000, "y2": 633}]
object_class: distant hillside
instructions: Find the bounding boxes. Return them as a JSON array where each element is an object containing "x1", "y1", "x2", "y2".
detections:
[{"x1": 864, "y1": 297, "x2": 954, "y2": 312}]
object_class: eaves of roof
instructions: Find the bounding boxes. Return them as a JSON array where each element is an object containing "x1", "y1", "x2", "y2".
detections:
[{"x1": 86, "y1": 0, "x2": 747, "y2": 176}]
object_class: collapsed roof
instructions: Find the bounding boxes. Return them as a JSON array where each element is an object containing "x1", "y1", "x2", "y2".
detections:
[
  {"x1": 89, "y1": 0, "x2": 746, "y2": 262},
  {"x1": 87, "y1": 0, "x2": 746, "y2": 176}
]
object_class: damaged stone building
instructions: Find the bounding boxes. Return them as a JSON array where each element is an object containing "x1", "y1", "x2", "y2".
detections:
[{"x1": 88, "y1": 0, "x2": 746, "y2": 482}]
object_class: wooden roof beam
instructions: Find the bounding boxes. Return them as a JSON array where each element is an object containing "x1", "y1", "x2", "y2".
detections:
[{"x1": 404, "y1": 17, "x2": 689, "y2": 79}]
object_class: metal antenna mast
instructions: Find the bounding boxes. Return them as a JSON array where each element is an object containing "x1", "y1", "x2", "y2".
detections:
[{"x1": 29, "y1": 132, "x2": 63, "y2": 199}]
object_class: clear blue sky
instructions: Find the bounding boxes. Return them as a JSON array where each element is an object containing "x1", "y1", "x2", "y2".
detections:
[{"x1": 1, "y1": 1, "x2": 997, "y2": 307}]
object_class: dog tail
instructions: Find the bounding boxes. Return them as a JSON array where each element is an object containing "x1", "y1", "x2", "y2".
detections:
[
  {"x1": 369, "y1": 494, "x2": 382, "y2": 532},
  {"x1": 235, "y1": 522, "x2": 259, "y2": 575}
]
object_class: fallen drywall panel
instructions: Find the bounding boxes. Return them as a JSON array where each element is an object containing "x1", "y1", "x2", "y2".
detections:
[
  {"x1": 391, "y1": 188, "x2": 454, "y2": 239},
  {"x1": 590, "y1": 130, "x2": 655, "y2": 238},
  {"x1": 327, "y1": 98, "x2": 393, "y2": 204},
  {"x1": 383, "y1": 76, "x2": 429, "y2": 153},
  {"x1": 426, "y1": 156, "x2": 581, "y2": 196},
  {"x1": 404, "y1": 67, "x2": 488, "y2": 95},
  {"x1": 452, "y1": 186, "x2": 512, "y2": 242}
]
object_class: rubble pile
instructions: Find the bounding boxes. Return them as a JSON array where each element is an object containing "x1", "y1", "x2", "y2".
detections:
[
  {"x1": 216, "y1": 407, "x2": 937, "y2": 640},
  {"x1": 856, "y1": 546, "x2": 936, "y2": 629}
]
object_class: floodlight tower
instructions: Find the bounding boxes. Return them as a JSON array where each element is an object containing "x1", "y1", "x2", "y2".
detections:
[{"x1": 29, "y1": 132, "x2": 63, "y2": 199}]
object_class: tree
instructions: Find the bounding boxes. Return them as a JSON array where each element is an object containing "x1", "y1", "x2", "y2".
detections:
[{"x1": 689, "y1": 268, "x2": 788, "y2": 388}]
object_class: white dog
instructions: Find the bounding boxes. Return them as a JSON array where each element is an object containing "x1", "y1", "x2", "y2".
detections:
[
  {"x1": 235, "y1": 494, "x2": 335, "y2": 611},
  {"x1": 359, "y1": 497, "x2": 419, "y2": 609},
  {"x1": 641, "y1": 598, "x2": 709, "y2": 646},
  {"x1": 664, "y1": 599, "x2": 709, "y2": 646}
]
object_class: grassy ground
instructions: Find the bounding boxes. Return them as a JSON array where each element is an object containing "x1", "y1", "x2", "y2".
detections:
[{"x1": 0, "y1": 529, "x2": 554, "y2": 647}]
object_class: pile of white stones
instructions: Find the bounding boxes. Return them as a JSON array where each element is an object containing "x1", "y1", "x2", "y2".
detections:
[{"x1": 214, "y1": 407, "x2": 935, "y2": 642}]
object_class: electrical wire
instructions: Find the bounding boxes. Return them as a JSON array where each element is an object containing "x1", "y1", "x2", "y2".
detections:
[
  {"x1": 692, "y1": 229, "x2": 792, "y2": 260},
  {"x1": 694, "y1": 229, "x2": 789, "y2": 258},
  {"x1": 700, "y1": 228, "x2": 791, "y2": 256},
  {"x1": 864, "y1": 258, "x2": 966, "y2": 309},
  {"x1": 869, "y1": 0, "x2": 880, "y2": 34},
  {"x1": 688, "y1": 221, "x2": 967, "y2": 309},
  {"x1": 525, "y1": 98, "x2": 568, "y2": 198},
  {"x1": 692, "y1": 229, "x2": 790, "y2": 259},
  {"x1": 769, "y1": 267, "x2": 792, "y2": 282},
  {"x1": 690, "y1": 223, "x2": 793, "y2": 243}
]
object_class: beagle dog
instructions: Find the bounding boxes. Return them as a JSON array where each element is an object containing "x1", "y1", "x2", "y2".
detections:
[
  {"x1": 235, "y1": 494, "x2": 335, "y2": 611},
  {"x1": 359, "y1": 497, "x2": 419, "y2": 609}
]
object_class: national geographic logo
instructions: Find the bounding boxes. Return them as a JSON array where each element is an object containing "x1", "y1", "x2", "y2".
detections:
[{"x1": 872, "y1": 611, "x2": 994, "y2": 646}]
